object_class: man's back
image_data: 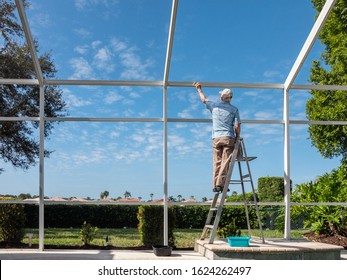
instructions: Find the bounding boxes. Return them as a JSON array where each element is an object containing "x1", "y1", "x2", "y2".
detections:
[{"x1": 206, "y1": 100, "x2": 240, "y2": 139}]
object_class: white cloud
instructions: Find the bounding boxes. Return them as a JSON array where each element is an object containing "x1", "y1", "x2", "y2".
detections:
[
  {"x1": 74, "y1": 28, "x2": 91, "y2": 39},
  {"x1": 118, "y1": 48, "x2": 155, "y2": 80},
  {"x1": 65, "y1": 94, "x2": 93, "y2": 108},
  {"x1": 254, "y1": 110, "x2": 279, "y2": 120},
  {"x1": 110, "y1": 37, "x2": 128, "y2": 52},
  {"x1": 93, "y1": 47, "x2": 114, "y2": 72},
  {"x1": 74, "y1": 45, "x2": 89, "y2": 55},
  {"x1": 69, "y1": 57, "x2": 95, "y2": 79},
  {"x1": 74, "y1": 0, "x2": 119, "y2": 11},
  {"x1": 178, "y1": 109, "x2": 193, "y2": 119},
  {"x1": 91, "y1": 40, "x2": 102, "y2": 49},
  {"x1": 104, "y1": 91, "x2": 123, "y2": 104}
]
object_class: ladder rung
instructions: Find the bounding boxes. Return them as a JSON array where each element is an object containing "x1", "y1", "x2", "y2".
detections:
[
  {"x1": 242, "y1": 174, "x2": 250, "y2": 179},
  {"x1": 237, "y1": 156, "x2": 257, "y2": 161},
  {"x1": 209, "y1": 208, "x2": 218, "y2": 212},
  {"x1": 204, "y1": 225, "x2": 213, "y2": 229},
  {"x1": 230, "y1": 180, "x2": 251, "y2": 183}
]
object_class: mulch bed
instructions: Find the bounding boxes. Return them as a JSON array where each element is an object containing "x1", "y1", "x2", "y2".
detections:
[{"x1": 304, "y1": 232, "x2": 347, "y2": 249}]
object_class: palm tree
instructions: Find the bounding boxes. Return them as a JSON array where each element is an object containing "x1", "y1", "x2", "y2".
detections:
[
  {"x1": 177, "y1": 194, "x2": 182, "y2": 202},
  {"x1": 150, "y1": 193, "x2": 154, "y2": 201},
  {"x1": 103, "y1": 190, "x2": 109, "y2": 199},
  {"x1": 202, "y1": 197, "x2": 208, "y2": 202},
  {"x1": 124, "y1": 191, "x2": 131, "y2": 199}
]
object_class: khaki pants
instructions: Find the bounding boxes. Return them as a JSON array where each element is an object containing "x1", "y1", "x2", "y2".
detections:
[{"x1": 212, "y1": 137, "x2": 235, "y2": 188}]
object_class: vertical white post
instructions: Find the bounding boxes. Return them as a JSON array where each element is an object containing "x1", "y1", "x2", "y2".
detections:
[
  {"x1": 15, "y1": 0, "x2": 46, "y2": 250},
  {"x1": 163, "y1": 86, "x2": 168, "y2": 246},
  {"x1": 162, "y1": 0, "x2": 178, "y2": 246},
  {"x1": 39, "y1": 85, "x2": 45, "y2": 250},
  {"x1": 282, "y1": 0, "x2": 336, "y2": 240},
  {"x1": 283, "y1": 89, "x2": 290, "y2": 240}
]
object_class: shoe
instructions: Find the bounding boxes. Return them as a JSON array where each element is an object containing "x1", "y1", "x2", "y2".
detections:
[
  {"x1": 213, "y1": 185, "x2": 230, "y2": 193},
  {"x1": 213, "y1": 186, "x2": 222, "y2": 192}
]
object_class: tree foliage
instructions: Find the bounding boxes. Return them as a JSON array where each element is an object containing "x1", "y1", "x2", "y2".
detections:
[
  {"x1": 0, "y1": 0, "x2": 66, "y2": 173},
  {"x1": 307, "y1": 0, "x2": 347, "y2": 163}
]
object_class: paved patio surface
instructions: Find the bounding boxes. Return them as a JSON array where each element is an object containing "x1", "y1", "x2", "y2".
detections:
[
  {"x1": 0, "y1": 248, "x2": 207, "y2": 260},
  {"x1": 0, "y1": 242, "x2": 346, "y2": 260}
]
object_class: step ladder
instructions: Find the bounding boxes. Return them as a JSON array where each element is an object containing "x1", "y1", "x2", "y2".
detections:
[{"x1": 200, "y1": 137, "x2": 265, "y2": 244}]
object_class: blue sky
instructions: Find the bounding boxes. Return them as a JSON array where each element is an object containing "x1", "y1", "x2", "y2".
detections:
[{"x1": 1, "y1": 0, "x2": 341, "y2": 201}]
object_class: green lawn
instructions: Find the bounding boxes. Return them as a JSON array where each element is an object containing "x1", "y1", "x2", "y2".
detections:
[{"x1": 22, "y1": 228, "x2": 309, "y2": 249}]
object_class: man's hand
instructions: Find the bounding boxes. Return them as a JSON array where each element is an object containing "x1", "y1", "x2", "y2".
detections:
[
  {"x1": 194, "y1": 82, "x2": 207, "y2": 103},
  {"x1": 193, "y1": 81, "x2": 201, "y2": 90}
]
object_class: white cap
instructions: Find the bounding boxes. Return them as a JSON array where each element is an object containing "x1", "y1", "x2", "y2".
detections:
[{"x1": 219, "y1": 88, "x2": 233, "y2": 100}]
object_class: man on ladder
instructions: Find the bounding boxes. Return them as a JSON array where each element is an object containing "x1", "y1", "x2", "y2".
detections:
[
  {"x1": 194, "y1": 82, "x2": 241, "y2": 193},
  {"x1": 194, "y1": 82, "x2": 264, "y2": 244}
]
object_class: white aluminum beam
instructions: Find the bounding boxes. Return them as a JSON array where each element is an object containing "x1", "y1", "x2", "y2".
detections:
[
  {"x1": 38, "y1": 85, "x2": 45, "y2": 251},
  {"x1": 15, "y1": 0, "x2": 44, "y2": 85},
  {"x1": 45, "y1": 80, "x2": 163, "y2": 87},
  {"x1": 283, "y1": 89, "x2": 291, "y2": 240},
  {"x1": 168, "y1": 81, "x2": 284, "y2": 89},
  {"x1": 284, "y1": 0, "x2": 337, "y2": 90},
  {"x1": 0, "y1": 79, "x2": 39, "y2": 85},
  {"x1": 162, "y1": 0, "x2": 179, "y2": 246},
  {"x1": 291, "y1": 84, "x2": 347, "y2": 91},
  {"x1": 2, "y1": 78, "x2": 347, "y2": 91}
]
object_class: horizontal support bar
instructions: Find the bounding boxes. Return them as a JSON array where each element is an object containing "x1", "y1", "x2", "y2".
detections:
[
  {"x1": 44, "y1": 80, "x2": 164, "y2": 87},
  {"x1": 1, "y1": 79, "x2": 346, "y2": 91},
  {"x1": 0, "y1": 117, "x2": 40, "y2": 121},
  {"x1": 0, "y1": 79, "x2": 39, "y2": 85},
  {"x1": 291, "y1": 84, "x2": 347, "y2": 91},
  {"x1": 1, "y1": 200, "x2": 346, "y2": 207},
  {"x1": 2, "y1": 117, "x2": 347, "y2": 125},
  {"x1": 168, "y1": 81, "x2": 284, "y2": 89},
  {"x1": 44, "y1": 117, "x2": 164, "y2": 122},
  {"x1": 290, "y1": 120, "x2": 347, "y2": 125}
]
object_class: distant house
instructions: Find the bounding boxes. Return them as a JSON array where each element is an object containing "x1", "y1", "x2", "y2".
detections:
[{"x1": 116, "y1": 198, "x2": 141, "y2": 203}]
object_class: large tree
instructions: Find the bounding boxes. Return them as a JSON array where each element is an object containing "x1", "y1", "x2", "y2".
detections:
[
  {"x1": 0, "y1": 0, "x2": 66, "y2": 173},
  {"x1": 307, "y1": 0, "x2": 347, "y2": 164}
]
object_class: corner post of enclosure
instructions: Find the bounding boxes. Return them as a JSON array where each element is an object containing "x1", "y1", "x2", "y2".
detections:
[
  {"x1": 283, "y1": 88, "x2": 291, "y2": 240},
  {"x1": 38, "y1": 85, "x2": 45, "y2": 251},
  {"x1": 163, "y1": 85, "x2": 169, "y2": 246},
  {"x1": 162, "y1": 0, "x2": 179, "y2": 246}
]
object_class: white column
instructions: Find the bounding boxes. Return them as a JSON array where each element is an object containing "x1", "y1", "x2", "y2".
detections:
[
  {"x1": 39, "y1": 85, "x2": 45, "y2": 250},
  {"x1": 163, "y1": 86, "x2": 168, "y2": 246},
  {"x1": 283, "y1": 89, "x2": 290, "y2": 240},
  {"x1": 162, "y1": 0, "x2": 178, "y2": 246}
]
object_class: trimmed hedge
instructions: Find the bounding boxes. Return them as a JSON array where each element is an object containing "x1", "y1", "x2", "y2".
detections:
[
  {"x1": 137, "y1": 205, "x2": 176, "y2": 247},
  {"x1": 0, "y1": 204, "x2": 26, "y2": 243},
  {"x1": 22, "y1": 204, "x2": 259, "y2": 229},
  {"x1": 24, "y1": 205, "x2": 139, "y2": 228}
]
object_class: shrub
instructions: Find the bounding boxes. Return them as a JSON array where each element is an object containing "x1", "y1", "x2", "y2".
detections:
[
  {"x1": 258, "y1": 176, "x2": 286, "y2": 202},
  {"x1": 137, "y1": 205, "x2": 176, "y2": 247},
  {"x1": 291, "y1": 165, "x2": 347, "y2": 236},
  {"x1": 217, "y1": 219, "x2": 241, "y2": 237},
  {"x1": 80, "y1": 221, "x2": 98, "y2": 245},
  {"x1": 0, "y1": 203, "x2": 26, "y2": 243}
]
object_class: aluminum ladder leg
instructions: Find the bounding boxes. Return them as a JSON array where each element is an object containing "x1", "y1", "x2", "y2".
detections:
[
  {"x1": 237, "y1": 139, "x2": 265, "y2": 243},
  {"x1": 199, "y1": 138, "x2": 242, "y2": 244}
]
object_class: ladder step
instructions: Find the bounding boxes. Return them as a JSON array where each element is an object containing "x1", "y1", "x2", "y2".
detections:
[
  {"x1": 230, "y1": 180, "x2": 251, "y2": 183},
  {"x1": 242, "y1": 174, "x2": 250, "y2": 179},
  {"x1": 204, "y1": 225, "x2": 213, "y2": 229},
  {"x1": 209, "y1": 208, "x2": 218, "y2": 212}
]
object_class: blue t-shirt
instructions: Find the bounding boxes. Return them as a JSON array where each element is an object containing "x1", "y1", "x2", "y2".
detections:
[{"x1": 206, "y1": 100, "x2": 240, "y2": 139}]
